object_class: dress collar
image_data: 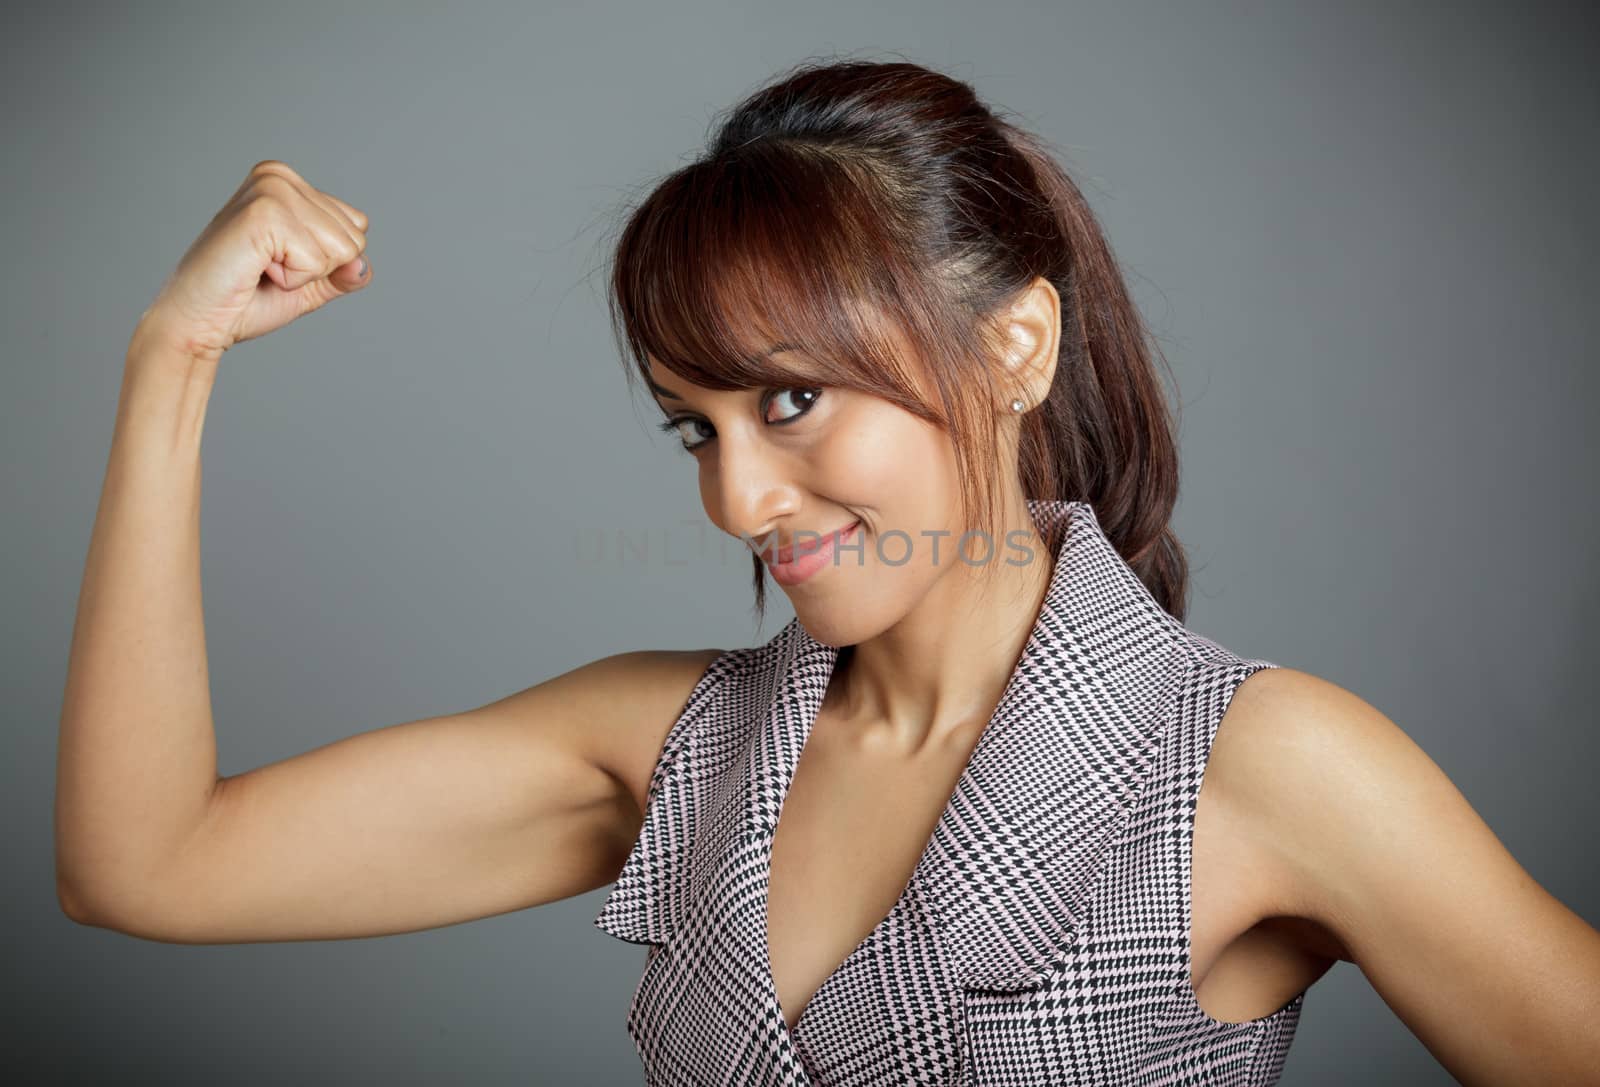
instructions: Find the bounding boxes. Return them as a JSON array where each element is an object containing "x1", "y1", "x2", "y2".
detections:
[{"x1": 749, "y1": 498, "x2": 1191, "y2": 990}]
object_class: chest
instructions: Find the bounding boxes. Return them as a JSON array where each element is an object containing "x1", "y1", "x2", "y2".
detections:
[
  {"x1": 763, "y1": 706, "x2": 1322, "y2": 1037},
  {"x1": 765, "y1": 711, "x2": 986, "y2": 1033}
]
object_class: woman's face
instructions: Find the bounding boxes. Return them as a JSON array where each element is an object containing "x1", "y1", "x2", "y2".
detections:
[{"x1": 646, "y1": 353, "x2": 975, "y2": 648}]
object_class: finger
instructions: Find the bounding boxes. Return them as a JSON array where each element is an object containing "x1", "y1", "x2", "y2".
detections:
[
  {"x1": 285, "y1": 191, "x2": 366, "y2": 283},
  {"x1": 323, "y1": 197, "x2": 367, "y2": 241},
  {"x1": 249, "y1": 193, "x2": 339, "y2": 294},
  {"x1": 322, "y1": 192, "x2": 369, "y2": 234},
  {"x1": 300, "y1": 189, "x2": 366, "y2": 261},
  {"x1": 291, "y1": 190, "x2": 371, "y2": 293},
  {"x1": 271, "y1": 224, "x2": 335, "y2": 293},
  {"x1": 328, "y1": 250, "x2": 371, "y2": 294},
  {"x1": 242, "y1": 160, "x2": 307, "y2": 205},
  {"x1": 233, "y1": 158, "x2": 297, "y2": 199},
  {"x1": 244, "y1": 167, "x2": 368, "y2": 293},
  {"x1": 262, "y1": 259, "x2": 292, "y2": 291},
  {"x1": 248, "y1": 161, "x2": 364, "y2": 244},
  {"x1": 298, "y1": 184, "x2": 367, "y2": 247}
]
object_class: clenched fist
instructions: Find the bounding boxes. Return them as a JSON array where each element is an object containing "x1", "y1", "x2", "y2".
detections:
[{"x1": 136, "y1": 160, "x2": 372, "y2": 363}]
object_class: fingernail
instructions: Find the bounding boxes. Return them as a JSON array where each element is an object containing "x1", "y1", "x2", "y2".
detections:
[{"x1": 356, "y1": 256, "x2": 368, "y2": 278}]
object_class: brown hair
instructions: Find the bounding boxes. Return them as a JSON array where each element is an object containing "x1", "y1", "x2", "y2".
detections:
[{"x1": 605, "y1": 56, "x2": 1189, "y2": 625}]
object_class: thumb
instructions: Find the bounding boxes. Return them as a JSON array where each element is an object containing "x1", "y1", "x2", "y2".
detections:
[{"x1": 330, "y1": 253, "x2": 371, "y2": 293}]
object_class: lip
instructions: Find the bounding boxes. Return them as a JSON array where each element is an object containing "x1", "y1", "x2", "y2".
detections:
[{"x1": 764, "y1": 520, "x2": 861, "y2": 587}]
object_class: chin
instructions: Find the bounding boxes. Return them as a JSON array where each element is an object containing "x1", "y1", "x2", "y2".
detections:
[
  {"x1": 788, "y1": 599, "x2": 876, "y2": 649},
  {"x1": 789, "y1": 580, "x2": 906, "y2": 648},
  {"x1": 786, "y1": 606, "x2": 849, "y2": 648}
]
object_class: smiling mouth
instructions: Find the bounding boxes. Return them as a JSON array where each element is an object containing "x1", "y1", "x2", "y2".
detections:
[{"x1": 762, "y1": 520, "x2": 861, "y2": 565}]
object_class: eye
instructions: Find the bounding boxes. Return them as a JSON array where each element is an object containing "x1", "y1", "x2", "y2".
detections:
[
  {"x1": 766, "y1": 387, "x2": 821, "y2": 424},
  {"x1": 659, "y1": 416, "x2": 714, "y2": 452},
  {"x1": 656, "y1": 387, "x2": 825, "y2": 454}
]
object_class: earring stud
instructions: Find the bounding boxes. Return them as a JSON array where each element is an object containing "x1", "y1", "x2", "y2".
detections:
[{"x1": 1010, "y1": 398, "x2": 1025, "y2": 413}]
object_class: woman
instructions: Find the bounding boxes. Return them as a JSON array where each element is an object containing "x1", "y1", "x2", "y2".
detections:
[{"x1": 56, "y1": 59, "x2": 1600, "y2": 1085}]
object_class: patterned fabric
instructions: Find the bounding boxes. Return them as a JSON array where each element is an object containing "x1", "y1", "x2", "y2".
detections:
[{"x1": 594, "y1": 499, "x2": 1306, "y2": 1085}]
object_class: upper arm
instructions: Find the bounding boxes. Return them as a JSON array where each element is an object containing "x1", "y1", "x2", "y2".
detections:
[
  {"x1": 74, "y1": 648, "x2": 726, "y2": 945},
  {"x1": 1216, "y1": 667, "x2": 1600, "y2": 1087}
]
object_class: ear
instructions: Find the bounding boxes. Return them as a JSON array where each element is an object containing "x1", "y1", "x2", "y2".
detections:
[{"x1": 993, "y1": 276, "x2": 1061, "y2": 414}]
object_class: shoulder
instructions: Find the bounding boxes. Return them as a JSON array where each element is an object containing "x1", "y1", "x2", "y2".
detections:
[
  {"x1": 1201, "y1": 665, "x2": 1443, "y2": 912},
  {"x1": 1205, "y1": 664, "x2": 1533, "y2": 944},
  {"x1": 570, "y1": 648, "x2": 734, "y2": 822},
  {"x1": 1206, "y1": 668, "x2": 1600, "y2": 1080}
]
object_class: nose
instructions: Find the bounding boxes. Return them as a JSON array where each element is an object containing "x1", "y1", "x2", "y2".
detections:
[{"x1": 704, "y1": 429, "x2": 802, "y2": 550}]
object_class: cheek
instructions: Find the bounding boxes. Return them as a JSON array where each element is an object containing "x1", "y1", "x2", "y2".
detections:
[{"x1": 819, "y1": 404, "x2": 959, "y2": 506}]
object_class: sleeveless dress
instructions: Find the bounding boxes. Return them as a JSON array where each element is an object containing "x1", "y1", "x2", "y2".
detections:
[{"x1": 594, "y1": 498, "x2": 1307, "y2": 1085}]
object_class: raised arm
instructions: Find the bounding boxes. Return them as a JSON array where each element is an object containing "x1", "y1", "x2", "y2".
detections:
[{"x1": 55, "y1": 160, "x2": 722, "y2": 943}]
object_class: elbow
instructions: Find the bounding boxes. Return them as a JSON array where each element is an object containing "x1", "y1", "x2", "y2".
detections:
[
  {"x1": 56, "y1": 865, "x2": 129, "y2": 931},
  {"x1": 56, "y1": 878, "x2": 174, "y2": 940},
  {"x1": 57, "y1": 877, "x2": 100, "y2": 927},
  {"x1": 55, "y1": 871, "x2": 207, "y2": 944},
  {"x1": 56, "y1": 846, "x2": 108, "y2": 926}
]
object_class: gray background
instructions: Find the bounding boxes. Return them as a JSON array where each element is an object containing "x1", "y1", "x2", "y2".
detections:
[{"x1": 5, "y1": 1, "x2": 1595, "y2": 1083}]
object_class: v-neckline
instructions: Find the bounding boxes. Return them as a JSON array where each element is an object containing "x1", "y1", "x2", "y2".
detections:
[
  {"x1": 758, "y1": 638, "x2": 844, "y2": 1044},
  {"x1": 756, "y1": 536, "x2": 1066, "y2": 1047}
]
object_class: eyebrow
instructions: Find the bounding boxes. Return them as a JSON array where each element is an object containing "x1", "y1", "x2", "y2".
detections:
[{"x1": 649, "y1": 342, "x2": 802, "y2": 402}]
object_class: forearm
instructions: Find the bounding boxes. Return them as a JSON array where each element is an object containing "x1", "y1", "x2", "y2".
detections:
[{"x1": 56, "y1": 318, "x2": 225, "y2": 915}]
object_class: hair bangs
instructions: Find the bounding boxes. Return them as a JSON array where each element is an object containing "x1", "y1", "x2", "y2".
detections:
[{"x1": 613, "y1": 145, "x2": 934, "y2": 412}]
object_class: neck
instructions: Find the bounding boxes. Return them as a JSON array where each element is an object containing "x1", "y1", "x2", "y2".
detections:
[{"x1": 822, "y1": 493, "x2": 1057, "y2": 753}]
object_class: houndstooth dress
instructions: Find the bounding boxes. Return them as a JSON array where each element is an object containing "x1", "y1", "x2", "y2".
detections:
[{"x1": 594, "y1": 498, "x2": 1306, "y2": 1085}]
